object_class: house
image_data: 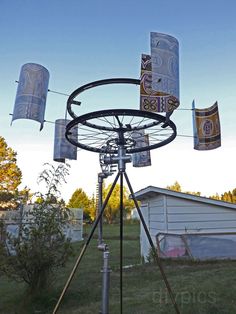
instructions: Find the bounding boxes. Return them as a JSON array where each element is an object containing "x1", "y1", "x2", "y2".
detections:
[
  {"x1": 0, "y1": 206, "x2": 83, "y2": 243},
  {"x1": 134, "y1": 186, "x2": 236, "y2": 260}
]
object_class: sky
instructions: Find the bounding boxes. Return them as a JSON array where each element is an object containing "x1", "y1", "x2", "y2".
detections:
[{"x1": 0, "y1": 0, "x2": 236, "y2": 202}]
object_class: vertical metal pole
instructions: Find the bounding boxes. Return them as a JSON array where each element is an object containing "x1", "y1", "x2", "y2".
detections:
[
  {"x1": 98, "y1": 175, "x2": 103, "y2": 245},
  {"x1": 119, "y1": 171, "x2": 123, "y2": 314},
  {"x1": 124, "y1": 171, "x2": 181, "y2": 314},
  {"x1": 101, "y1": 250, "x2": 111, "y2": 314},
  {"x1": 98, "y1": 172, "x2": 111, "y2": 314},
  {"x1": 53, "y1": 172, "x2": 120, "y2": 314}
]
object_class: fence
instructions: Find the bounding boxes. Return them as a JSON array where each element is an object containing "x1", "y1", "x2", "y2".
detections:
[{"x1": 156, "y1": 232, "x2": 236, "y2": 260}]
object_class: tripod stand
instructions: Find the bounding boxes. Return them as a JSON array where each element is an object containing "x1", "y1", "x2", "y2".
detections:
[{"x1": 53, "y1": 144, "x2": 180, "y2": 314}]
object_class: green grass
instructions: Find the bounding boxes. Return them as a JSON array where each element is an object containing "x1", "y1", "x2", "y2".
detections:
[{"x1": 1, "y1": 222, "x2": 236, "y2": 313}]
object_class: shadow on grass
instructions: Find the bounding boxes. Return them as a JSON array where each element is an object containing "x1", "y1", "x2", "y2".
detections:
[{"x1": 1, "y1": 223, "x2": 236, "y2": 313}]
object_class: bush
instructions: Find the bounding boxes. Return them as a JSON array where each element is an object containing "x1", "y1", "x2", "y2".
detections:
[{"x1": 0, "y1": 163, "x2": 73, "y2": 295}]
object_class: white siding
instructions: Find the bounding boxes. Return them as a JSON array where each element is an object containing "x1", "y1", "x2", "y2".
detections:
[
  {"x1": 140, "y1": 203, "x2": 150, "y2": 260},
  {"x1": 139, "y1": 193, "x2": 236, "y2": 261},
  {"x1": 148, "y1": 195, "x2": 166, "y2": 236},
  {"x1": 166, "y1": 195, "x2": 236, "y2": 233}
]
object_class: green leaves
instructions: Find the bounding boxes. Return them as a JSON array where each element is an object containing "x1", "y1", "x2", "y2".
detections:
[
  {"x1": 0, "y1": 163, "x2": 73, "y2": 294},
  {"x1": 67, "y1": 188, "x2": 94, "y2": 220},
  {"x1": 0, "y1": 136, "x2": 22, "y2": 192},
  {"x1": 37, "y1": 162, "x2": 70, "y2": 199},
  {"x1": 0, "y1": 136, "x2": 22, "y2": 210},
  {"x1": 103, "y1": 183, "x2": 133, "y2": 224}
]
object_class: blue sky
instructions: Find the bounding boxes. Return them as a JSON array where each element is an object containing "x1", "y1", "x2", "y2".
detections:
[{"x1": 0, "y1": 0, "x2": 235, "y2": 200}]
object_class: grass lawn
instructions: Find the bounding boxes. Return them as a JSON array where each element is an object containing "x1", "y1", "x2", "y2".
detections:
[{"x1": 1, "y1": 222, "x2": 236, "y2": 313}]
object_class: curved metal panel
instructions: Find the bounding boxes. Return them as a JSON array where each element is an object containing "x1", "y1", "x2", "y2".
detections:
[
  {"x1": 12, "y1": 63, "x2": 49, "y2": 130},
  {"x1": 53, "y1": 119, "x2": 77, "y2": 162},
  {"x1": 151, "y1": 32, "x2": 179, "y2": 106}
]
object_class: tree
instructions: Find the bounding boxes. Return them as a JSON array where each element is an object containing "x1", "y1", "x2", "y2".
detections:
[
  {"x1": 221, "y1": 191, "x2": 233, "y2": 203},
  {"x1": 89, "y1": 193, "x2": 97, "y2": 221},
  {"x1": 166, "y1": 181, "x2": 182, "y2": 192},
  {"x1": 185, "y1": 191, "x2": 201, "y2": 196},
  {"x1": 232, "y1": 189, "x2": 236, "y2": 204},
  {"x1": 209, "y1": 192, "x2": 220, "y2": 200},
  {"x1": 16, "y1": 186, "x2": 32, "y2": 204},
  {"x1": 0, "y1": 136, "x2": 22, "y2": 210},
  {"x1": 103, "y1": 183, "x2": 133, "y2": 224},
  {"x1": 166, "y1": 181, "x2": 236, "y2": 204},
  {"x1": 0, "y1": 163, "x2": 73, "y2": 295},
  {"x1": 67, "y1": 188, "x2": 92, "y2": 220},
  {"x1": 166, "y1": 181, "x2": 201, "y2": 196}
]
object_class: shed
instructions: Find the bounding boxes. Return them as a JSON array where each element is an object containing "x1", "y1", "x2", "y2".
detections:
[{"x1": 134, "y1": 186, "x2": 236, "y2": 260}]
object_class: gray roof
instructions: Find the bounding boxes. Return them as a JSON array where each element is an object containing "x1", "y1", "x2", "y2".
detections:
[{"x1": 134, "y1": 186, "x2": 236, "y2": 210}]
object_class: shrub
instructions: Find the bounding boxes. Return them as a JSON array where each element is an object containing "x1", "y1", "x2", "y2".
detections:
[{"x1": 0, "y1": 163, "x2": 73, "y2": 295}]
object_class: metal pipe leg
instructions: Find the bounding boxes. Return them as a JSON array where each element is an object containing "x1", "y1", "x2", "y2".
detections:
[
  {"x1": 53, "y1": 172, "x2": 120, "y2": 314},
  {"x1": 124, "y1": 171, "x2": 180, "y2": 314},
  {"x1": 119, "y1": 172, "x2": 123, "y2": 314}
]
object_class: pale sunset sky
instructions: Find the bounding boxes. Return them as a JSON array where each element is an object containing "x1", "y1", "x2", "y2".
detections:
[{"x1": 0, "y1": 0, "x2": 235, "y2": 201}]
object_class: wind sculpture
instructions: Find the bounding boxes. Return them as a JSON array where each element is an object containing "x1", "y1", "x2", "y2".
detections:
[
  {"x1": 11, "y1": 32, "x2": 221, "y2": 162},
  {"x1": 10, "y1": 31, "x2": 222, "y2": 314}
]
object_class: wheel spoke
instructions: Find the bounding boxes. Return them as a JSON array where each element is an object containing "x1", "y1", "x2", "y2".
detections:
[{"x1": 66, "y1": 109, "x2": 176, "y2": 153}]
